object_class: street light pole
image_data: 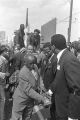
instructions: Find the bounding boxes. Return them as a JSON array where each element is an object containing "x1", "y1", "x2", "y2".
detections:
[{"x1": 68, "y1": 0, "x2": 73, "y2": 43}]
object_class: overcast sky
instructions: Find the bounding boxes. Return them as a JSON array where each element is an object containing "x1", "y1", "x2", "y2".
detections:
[{"x1": 0, "y1": 0, "x2": 80, "y2": 42}]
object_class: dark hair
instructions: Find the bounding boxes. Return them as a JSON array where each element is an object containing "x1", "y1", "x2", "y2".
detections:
[
  {"x1": 70, "y1": 41, "x2": 78, "y2": 50},
  {"x1": 51, "y1": 34, "x2": 67, "y2": 50},
  {"x1": 0, "y1": 45, "x2": 8, "y2": 55},
  {"x1": 34, "y1": 29, "x2": 40, "y2": 34}
]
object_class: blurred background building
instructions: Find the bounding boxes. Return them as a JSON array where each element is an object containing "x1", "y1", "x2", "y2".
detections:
[{"x1": 41, "y1": 18, "x2": 56, "y2": 43}]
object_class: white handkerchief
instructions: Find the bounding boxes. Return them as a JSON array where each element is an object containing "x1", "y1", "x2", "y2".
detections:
[
  {"x1": 57, "y1": 65, "x2": 60, "y2": 70},
  {"x1": 48, "y1": 89, "x2": 53, "y2": 95},
  {"x1": 68, "y1": 117, "x2": 78, "y2": 120}
]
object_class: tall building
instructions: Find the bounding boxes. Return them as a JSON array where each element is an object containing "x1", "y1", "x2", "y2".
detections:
[{"x1": 41, "y1": 18, "x2": 57, "y2": 43}]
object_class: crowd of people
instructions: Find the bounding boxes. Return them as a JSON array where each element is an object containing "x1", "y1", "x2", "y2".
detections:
[{"x1": 0, "y1": 28, "x2": 80, "y2": 120}]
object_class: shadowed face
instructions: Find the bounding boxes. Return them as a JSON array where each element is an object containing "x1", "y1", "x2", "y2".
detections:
[
  {"x1": 27, "y1": 62, "x2": 34, "y2": 70},
  {"x1": 20, "y1": 24, "x2": 24, "y2": 31},
  {"x1": 34, "y1": 31, "x2": 38, "y2": 36},
  {"x1": 24, "y1": 55, "x2": 36, "y2": 70},
  {"x1": 27, "y1": 45, "x2": 33, "y2": 53}
]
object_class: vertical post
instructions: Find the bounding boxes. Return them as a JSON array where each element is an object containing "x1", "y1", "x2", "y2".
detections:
[
  {"x1": 26, "y1": 8, "x2": 28, "y2": 29},
  {"x1": 68, "y1": 0, "x2": 73, "y2": 43},
  {"x1": 24, "y1": 8, "x2": 29, "y2": 47}
]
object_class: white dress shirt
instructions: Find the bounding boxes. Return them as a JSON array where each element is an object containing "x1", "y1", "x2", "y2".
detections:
[
  {"x1": 57, "y1": 48, "x2": 66, "y2": 63},
  {"x1": 48, "y1": 48, "x2": 66, "y2": 95}
]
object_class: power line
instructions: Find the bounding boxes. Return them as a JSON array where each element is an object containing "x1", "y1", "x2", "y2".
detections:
[
  {"x1": 59, "y1": 20, "x2": 76, "y2": 23},
  {"x1": 57, "y1": 19, "x2": 80, "y2": 24},
  {"x1": 57, "y1": 11, "x2": 80, "y2": 24}
]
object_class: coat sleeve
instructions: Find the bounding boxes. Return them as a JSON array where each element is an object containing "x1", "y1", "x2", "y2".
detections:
[
  {"x1": 64, "y1": 58, "x2": 80, "y2": 91},
  {"x1": 28, "y1": 88, "x2": 44, "y2": 102},
  {"x1": 19, "y1": 77, "x2": 44, "y2": 103}
]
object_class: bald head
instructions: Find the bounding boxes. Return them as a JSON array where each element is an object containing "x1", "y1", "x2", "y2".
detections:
[
  {"x1": 27, "y1": 45, "x2": 33, "y2": 53},
  {"x1": 24, "y1": 54, "x2": 37, "y2": 70}
]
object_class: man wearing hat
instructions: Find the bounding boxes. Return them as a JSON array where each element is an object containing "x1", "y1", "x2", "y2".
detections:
[{"x1": 49, "y1": 34, "x2": 80, "y2": 120}]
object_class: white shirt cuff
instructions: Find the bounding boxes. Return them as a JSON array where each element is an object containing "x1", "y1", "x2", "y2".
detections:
[{"x1": 48, "y1": 89, "x2": 53, "y2": 95}]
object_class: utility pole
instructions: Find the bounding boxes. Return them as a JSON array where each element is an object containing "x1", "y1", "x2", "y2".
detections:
[
  {"x1": 24, "y1": 8, "x2": 29, "y2": 47},
  {"x1": 26, "y1": 8, "x2": 28, "y2": 29},
  {"x1": 68, "y1": 0, "x2": 73, "y2": 43}
]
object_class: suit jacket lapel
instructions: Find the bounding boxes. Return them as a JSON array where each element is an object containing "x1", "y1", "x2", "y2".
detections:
[{"x1": 27, "y1": 68, "x2": 36, "y2": 81}]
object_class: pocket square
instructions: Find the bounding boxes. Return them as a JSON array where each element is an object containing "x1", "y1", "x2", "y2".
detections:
[
  {"x1": 68, "y1": 117, "x2": 78, "y2": 120},
  {"x1": 57, "y1": 65, "x2": 60, "y2": 70}
]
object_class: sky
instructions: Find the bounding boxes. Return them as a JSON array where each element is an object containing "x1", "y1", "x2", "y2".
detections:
[{"x1": 0, "y1": 0, "x2": 80, "y2": 42}]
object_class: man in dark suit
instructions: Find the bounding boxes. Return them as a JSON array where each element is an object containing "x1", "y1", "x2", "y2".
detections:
[{"x1": 50, "y1": 34, "x2": 80, "y2": 120}]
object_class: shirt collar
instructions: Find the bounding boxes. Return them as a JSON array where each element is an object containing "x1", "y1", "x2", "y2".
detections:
[{"x1": 57, "y1": 49, "x2": 66, "y2": 63}]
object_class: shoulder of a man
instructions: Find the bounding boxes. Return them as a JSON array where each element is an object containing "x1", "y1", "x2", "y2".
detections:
[
  {"x1": 63, "y1": 50, "x2": 77, "y2": 63},
  {"x1": 19, "y1": 66, "x2": 28, "y2": 78}
]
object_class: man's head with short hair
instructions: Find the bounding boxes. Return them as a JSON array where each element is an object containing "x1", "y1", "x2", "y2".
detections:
[
  {"x1": 34, "y1": 29, "x2": 40, "y2": 34},
  {"x1": 20, "y1": 24, "x2": 24, "y2": 31},
  {"x1": 27, "y1": 45, "x2": 34, "y2": 53},
  {"x1": 51, "y1": 34, "x2": 67, "y2": 50},
  {"x1": 34, "y1": 29, "x2": 40, "y2": 37},
  {"x1": 24, "y1": 54, "x2": 37, "y2": 70},
  {"x1": 0, "y1": 45, "x2": 8, "y2": 55}
]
